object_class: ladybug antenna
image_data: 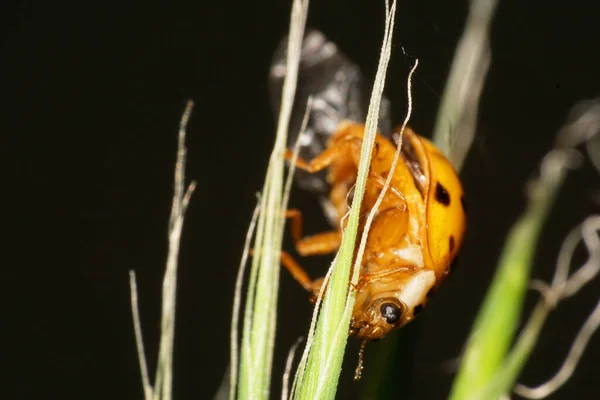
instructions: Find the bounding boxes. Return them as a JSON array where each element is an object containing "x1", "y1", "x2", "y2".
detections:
[{"x1": 353, "y1": 339, "x2": 368, "y2": 381}]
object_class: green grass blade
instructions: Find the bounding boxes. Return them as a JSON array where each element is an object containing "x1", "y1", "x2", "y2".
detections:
[
  {"x1": 452, "y1": 101, "x2": 600, "y2": 399},
  {"x1": 292, "y1": 2, "x2": 397, "y2": 398},
  {"x1": 233, "y1": 1, "x2": 309, "y2": 398}
]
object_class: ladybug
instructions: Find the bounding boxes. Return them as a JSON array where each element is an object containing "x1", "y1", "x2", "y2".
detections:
[
  {"x1": 270, "y1": 29, "x2": 466, "y2": 352},
  {"x1": 282, "y1": 121, "x2": 467, "y2": 340}
]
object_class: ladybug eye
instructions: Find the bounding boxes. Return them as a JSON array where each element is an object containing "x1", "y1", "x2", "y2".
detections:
[{"x1": 380, "y1": 303, "x2": 402, "y2": 324}]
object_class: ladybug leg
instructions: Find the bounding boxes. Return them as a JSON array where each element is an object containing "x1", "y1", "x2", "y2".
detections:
[
  {"x1": 296, "y1": 231, "x2": 342, "y2": 256},
  {"x1": 281, "y1": 209, "x2": 341, "y2": 294},
  {"x1": 280, "y1": 251, "x2": 318, "y2": 293},
  {"x1": 248, "y1": 247, "x2": 322, "y2": 294},
  {"x1": 284, "y1": 136, "x2": 359, "y2": 173},
  {"x1": 284, "y1": 208, "x2": 304, "y2": 246},
  {"x1": 280, "y1": 252, "x2": 327, "y2": 299},
  {"x1": 285, "y1": 209, "x2": 341, "y2": 255},
  {"x1": 284, "y1": 122, "x2": 367, "y2": 173}
]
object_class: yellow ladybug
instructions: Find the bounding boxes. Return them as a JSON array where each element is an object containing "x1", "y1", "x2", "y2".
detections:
[{"x1": 282, "y1": 121, "x2": 467, "y2": 340}]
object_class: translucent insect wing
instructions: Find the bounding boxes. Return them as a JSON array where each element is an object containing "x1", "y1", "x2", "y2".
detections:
[{"x1": 269, "y1": 30, "x2": 393, "y2": 199}]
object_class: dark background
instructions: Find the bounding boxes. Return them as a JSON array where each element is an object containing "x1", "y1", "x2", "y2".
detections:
[{"x1": 3, "y1": 1, "x2": 600, "y2": 399}]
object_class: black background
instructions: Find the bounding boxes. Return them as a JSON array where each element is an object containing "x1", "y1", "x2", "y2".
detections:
[{"x1": 3, "y1": 1, "x2": 600, "y2": 399}]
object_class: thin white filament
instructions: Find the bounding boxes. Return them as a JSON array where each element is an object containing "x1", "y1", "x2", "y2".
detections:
[
  {"x1": 282, "y1": 337, "x2": 304, "y2": 400},
  {"x1": 229, "y1": 201, "x2": 262, "y2": 400},
  {"x1": 514, "y1": 216, "x2": 600, "y2": 398},
  {"x1": 514, "y1": 299, "x2": 600, "y2": 399},
  {"x1": 290, "y1": 257, "x2": 335, "y2": 396}
]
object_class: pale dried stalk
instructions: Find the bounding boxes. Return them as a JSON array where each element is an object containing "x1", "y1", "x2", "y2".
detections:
[
  {"x1": 154, "y1": 101, "x2": 196, "y2": 400},
  {"x1": 130, "y1": 271, "x2": 152, "y2": 399},
  {"x1": 432, "y1": 0, "x2": 498, "y2": 170},
  {"x1": 129, "y1": 100, "x2": 197, "y2": 400}
]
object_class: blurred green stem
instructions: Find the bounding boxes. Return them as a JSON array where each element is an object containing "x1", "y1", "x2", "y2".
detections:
[{"x1": 450, "y1": 148, "x2": 573, "y2": 400}]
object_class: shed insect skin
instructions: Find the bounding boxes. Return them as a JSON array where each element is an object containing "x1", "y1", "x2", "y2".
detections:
[{"x1": 282, "y1": 121, "x2": 467, "y2": 342}]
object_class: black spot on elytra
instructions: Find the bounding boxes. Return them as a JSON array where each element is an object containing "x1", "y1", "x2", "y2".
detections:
[
  {"x1": 435, "y1": 182, "x2": 450, "y2": 206},
  {"x1": 413, "y1": 304, "x2": 423, "y2": 316},
  {"x1": 460, "y1": 195, "x2": 467, "y2": 213},
  {"x1": 449, "y1": 235, "x2": 456, "y2": 253}
]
